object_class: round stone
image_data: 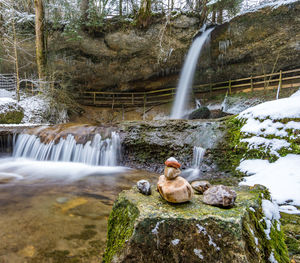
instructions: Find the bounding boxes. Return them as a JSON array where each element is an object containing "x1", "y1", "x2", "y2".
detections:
[
  {"x1": 157, "y1": 175, "x2": 193, "y2": 203},
  {"x1": 191, "y1": 180, "x2": 211, "y2": 194},
  {"x1": 137, "y1": 180, "x2": 151, "y2": 195}
]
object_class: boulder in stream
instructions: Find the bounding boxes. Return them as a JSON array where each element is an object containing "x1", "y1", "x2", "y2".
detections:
[
  {"x1": 103, "y1": 185, "x2": 289, "y2": 263},
  {"x1": 188, "y1": 106, "x2": 210, "y2": 120}
]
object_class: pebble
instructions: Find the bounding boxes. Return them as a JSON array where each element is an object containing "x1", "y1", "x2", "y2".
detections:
[
  {"x1": 137, "y1": 180, "x2": 151, "y2": 195},
  {"x1": 191, "y1": 180, "x2": 211, "y2": 194}
]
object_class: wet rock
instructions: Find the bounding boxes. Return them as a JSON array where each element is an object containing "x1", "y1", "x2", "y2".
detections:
[
  {"x1": 103, "y1": 185, "x2": 289, "y2": 263},
  {"x1": 188, "y1": 106, "x2": 210, "y2": 120},
  {"x1": 203, "y1": 185, "x2": 237, "y2": 207},
  {"x1": 191, "y1": 180, "x2": 211, "y2": 194},
  {"x1": 137, "y1": 180, "x2": 151, "y2": 195},
  {"x1": 157, "y1": 175, "x2": 193, "y2": 203}
]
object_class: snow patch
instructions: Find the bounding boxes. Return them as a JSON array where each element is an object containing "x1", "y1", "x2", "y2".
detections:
[
  {"x1": 171, "y1": 239, "x2": 180, "y2": 246},
  {"x1": 152, "y1": 220, "x2": 165, "y2": 235},
  {"x1": 193, "y1": 249, "x2": 204, "y2": 259},
  {"x1": 239, "y1": 155, "x2": 300, "y2": 207}
]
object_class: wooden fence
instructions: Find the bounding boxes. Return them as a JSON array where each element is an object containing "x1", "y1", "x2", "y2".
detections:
[
  {"x1": 0, "y1": 74, "x2": 16, "y2": 90},
  {"x1": 80, "y1": 68, "x2": 300, "y2": 110}
]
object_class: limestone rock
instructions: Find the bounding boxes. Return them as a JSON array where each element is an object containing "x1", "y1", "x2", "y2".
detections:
[
  {"x1": 203, "y1": 185, "x2": 237, "y2": 207},
  {"x1": 191, "y1": 180, "x2": 211, "y2": 194},
  {"x1": 164, "y1": 166, "x2": 180, "y2": 180},
  {"x1": 103, "y1": 185, "x2": 289, "y2": 263},
  {"x1": 137, "y1": 180, "x2": 151, "y2": 195},
  {"x1": 157, "y1": 175, "x2": 193, "y2": 203}
]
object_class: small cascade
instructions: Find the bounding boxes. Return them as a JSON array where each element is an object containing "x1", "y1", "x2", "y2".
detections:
[
  {"x1": 181, "y1": 146, "x2": 206, "y2": 182},
  {"x1": 13, "y1": 132, "x2": 121, "y2": 166},
  {"x1": 170, "y1": 26, "x2": 214, "y2": 119},
  {"x1": 0, "y1": 134, "x2": 14, "y2": 154},
  {"x1": 192, "y1": 146, "x2": 206, "y2": 168}
]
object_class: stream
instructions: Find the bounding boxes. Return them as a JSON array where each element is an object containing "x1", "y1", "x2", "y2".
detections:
[{"x1": 0, "y1": 130, "x2": 158, "y2": 262}]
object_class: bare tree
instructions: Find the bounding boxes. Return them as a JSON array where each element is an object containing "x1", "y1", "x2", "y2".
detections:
[{"x1": 34, "y1": 0, "x2": 46, "y2": 81}]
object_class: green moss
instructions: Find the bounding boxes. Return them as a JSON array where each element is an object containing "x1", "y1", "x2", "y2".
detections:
[
  {"x1": 103, "y1": 195, "x2": 140, "y2": 263},
  {"x1": 0, "y1": 111, "x2": 24, "y2": 124}
]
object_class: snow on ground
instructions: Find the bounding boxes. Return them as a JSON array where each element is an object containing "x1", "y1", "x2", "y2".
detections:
[
  {"x1": 0, "y1": 89, "x2": 14, "y2": 98},
  {"x1": 238, "y1": 96, "x2": 300, "y2": 121},
  {"x1": 239, "y1": 154, "x2": 300, "y2": 206},
  {"x1": 238, "y1": 90, "x2": 300, "y2": 213},
  {"x1": 0, "y1": 88, "x2": 68, "y2": 124},
  {"x1": 0, "y1": 97, "x2": 22, "y2": 115},
  {"x1": 237, "y1": 91, "x2": 300, "y2": 156},
  {"x1": 238, "y1": 0, "x2": 299, "y2": 16}
]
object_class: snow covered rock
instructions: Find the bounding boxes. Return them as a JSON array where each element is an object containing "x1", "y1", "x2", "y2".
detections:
[
  {"x1": 19, "y1": 95, "x2": 68, "y2": 124},
  {"x1": 103, "y1": 185, "x2": 289, "y2": 263},
  {"x1": 0, "y1": 98, "x2": 24, "y2": 124}
]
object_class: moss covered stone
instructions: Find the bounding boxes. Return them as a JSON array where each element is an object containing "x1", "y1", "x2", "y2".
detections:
[
  {"x1": 0, "y1": 99, "x2": 24, "y2": 124},
  {"x1": 103, "y1": 185, "x2": 289, "y2": 263}
]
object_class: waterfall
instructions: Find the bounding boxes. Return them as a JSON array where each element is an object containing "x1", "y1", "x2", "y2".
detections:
[
  {"x1": 192, "y1": 146, "x2": 206, "y2": 168},
  {"x1": 13, "y1": 132, "x2": 121, "y2": 166},
  {"x1": 170, "y1": 27, "x2": 214, "y2": 119}
]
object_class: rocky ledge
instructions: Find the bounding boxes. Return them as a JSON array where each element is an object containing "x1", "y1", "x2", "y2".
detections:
[{"x1": 103, "y1": 185, "x2": 289, "y2": 263}]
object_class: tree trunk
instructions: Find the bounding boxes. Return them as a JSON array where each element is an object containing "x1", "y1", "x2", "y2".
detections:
[
  {"x1": 119, "y1": 0, "x2": 123, "y2": 16},
  {"x1": 217, "y1": 8, "x2": 223, "y2": 24},
  {"x1": 12, "y1": 17, "x2": 20, "y2": 102},
  {"x1": 80, "y1": 0, "x2": 89, "y2": 24},
  {"x1": 137, "y1": 0, "x2": 151, "y2": 28},
  {"x1": 34, "y1": 0, "x2": 46, "y2": 81},
  {"x1": 201, "y1": 0, "x2": 208, "y2": 23},
  {"x1": 212, "y1": 9, "x2": 216, "y2": 23}
]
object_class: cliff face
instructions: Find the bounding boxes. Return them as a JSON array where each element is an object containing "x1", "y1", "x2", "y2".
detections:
[
  {"x1": 48, "y1": 15, "x2": 201, "y2": 92},
  {"x1": 1, "y1": 2, "x2": 299, "y2": 92},
  {"x1": 197, "y1": 1, "x2": 300, "y2": 83},
  {"x1": 51, "y1": 2, "x2": 300, "y2": 91}
]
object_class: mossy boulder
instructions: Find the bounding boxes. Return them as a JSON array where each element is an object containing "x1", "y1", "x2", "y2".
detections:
[
  {"x1": 0, "y1": 98, "x2": 24, "y2": 124},
  {"x1": 103, "y1": 185, "x2": 289, "y2": 263},
  {"x1": 188, "y1": 106, "x2": 211, "y2": 120}
]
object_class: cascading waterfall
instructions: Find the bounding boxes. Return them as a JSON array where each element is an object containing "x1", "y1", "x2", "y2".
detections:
[
  {"x1": 170, "y1": 27, "x2": 214, "y2": 119},
  {"x1": 192, "y1": 146, "x2": 206, "y2": 168},
  {"x1": 13, "y1": 132, "x2": 121, "y2": 166}
]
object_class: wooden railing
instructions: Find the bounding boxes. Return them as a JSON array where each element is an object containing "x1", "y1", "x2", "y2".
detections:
[
  {"x1": 79, "y1": 68, "x2": 300, "y2": 109},
  {"x1": 0, "y1": 74, "x2": 16, "y2": 90}
]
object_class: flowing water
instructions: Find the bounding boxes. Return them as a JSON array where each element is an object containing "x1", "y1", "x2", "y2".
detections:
[
  {"x1": 13, "y1": 132, "x2": 121, "y2": 166},
  {"x1": 0, "y1": 128, "x2": 158, "y2": 262},
  {"x1": 170, "y1": 27, "x2": 214, "y2": 119},
  {"x1": 181, "y1": 146, "x2": 206, "y2": 182}
]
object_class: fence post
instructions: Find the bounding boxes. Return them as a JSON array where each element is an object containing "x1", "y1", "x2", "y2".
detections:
[
  {"x1": 209, "y1": 83, "x2": 212, "y2": 97},
  {"x1": 143, "y1": 93, "x2": 146, "y2": 120},
  {"x1": 132, "y1": 93, "x2": 134, "y2": 105},
  {"x1": 228, "y1": 79, "x2": 232, "y2": 95},
  {"x1": 93, "y1": 92, "x2": 96, "y2": 105},
  {"x1": 250, "y1": 76, "x2": 253, "y2": 93}
]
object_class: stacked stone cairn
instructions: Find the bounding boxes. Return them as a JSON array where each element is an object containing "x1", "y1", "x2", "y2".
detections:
[{"x1": 157, "y1": 157, "x2": 194, "y2": 203}]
